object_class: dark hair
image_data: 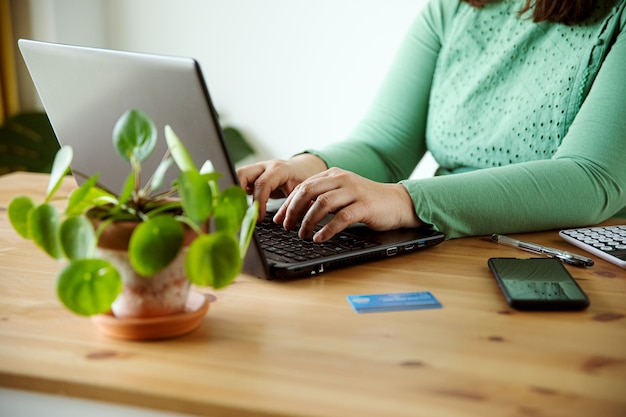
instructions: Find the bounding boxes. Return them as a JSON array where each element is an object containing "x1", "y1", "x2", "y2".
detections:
[{"x1": 462, "y1": 0, "x2": 597, "y2": 25}]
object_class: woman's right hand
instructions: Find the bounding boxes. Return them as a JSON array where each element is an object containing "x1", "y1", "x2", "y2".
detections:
[{"x1": 236, "y1": 153, "x2": 328, "y2": 220}]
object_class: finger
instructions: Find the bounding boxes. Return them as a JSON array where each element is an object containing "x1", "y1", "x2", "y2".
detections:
[
  {"x1": 272, "y1": 189, "x2": 297, "y2": 226},
  {"x1": 237, "y1": 163, "x2": 287, "y2": 220},
  {"x1": 252, "y1": 175, "x2": 281, "y2": 220},
  {"x1": 298, "y1": 188, "x2": 355, "y2": 238},
  {"x1": 272, "y1": 168, "x2": 330, "y2": 224},
  {"x1": 236, "y1": 164, "x2": 265, "y2": 194},
  {"x1": 312, "y1": 205, "x2": 362, "y2": 243},
  {"x1": 279, "y1": 176, "x2": 341, "y2": 230},
  {"x1": 236, "y1": 165, "x2": 267, "y2": 220}
]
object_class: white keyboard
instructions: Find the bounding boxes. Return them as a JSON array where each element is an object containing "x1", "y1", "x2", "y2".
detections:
[{"x1": 559, "y1": 225, "x2": 626, "y2": 269}]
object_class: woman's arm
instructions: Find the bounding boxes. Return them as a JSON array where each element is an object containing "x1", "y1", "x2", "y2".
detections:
[{"x1": 404, "y1": 10, "x2": 626, "y2": 238}]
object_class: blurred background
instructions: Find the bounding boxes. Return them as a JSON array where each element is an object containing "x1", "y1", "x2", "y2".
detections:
[{"x1": 2, "y1": 0, "x2": 435, "y2": 176}]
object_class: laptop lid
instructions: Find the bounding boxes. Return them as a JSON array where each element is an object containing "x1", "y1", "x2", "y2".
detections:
[
  {"x1": 18, "y1": 39, "x2": 444, "y2": 281},
  {"x1": 17, "y1": 39, "x2": 275, "y2": 277}
]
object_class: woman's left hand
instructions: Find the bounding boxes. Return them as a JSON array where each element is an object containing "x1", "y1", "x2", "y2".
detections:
[{"x1": 273, "y1": 167, "x2": 424, "y2": 242}]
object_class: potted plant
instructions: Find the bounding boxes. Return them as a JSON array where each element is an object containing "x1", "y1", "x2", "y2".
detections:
[{"x1": 7, "y1": 109, "x2": 258, "y2": 329}]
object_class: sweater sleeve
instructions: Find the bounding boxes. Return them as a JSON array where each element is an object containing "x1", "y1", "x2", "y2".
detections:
[
  {"x1": 306, "y1": 0, "x2": 457, "y2": 182},
  {"x1": 309, "y1": 1, "x2": 626, "y2": 239},
  {"x1": 403, "y1": 8, "x2": 626, "y2": 238}
]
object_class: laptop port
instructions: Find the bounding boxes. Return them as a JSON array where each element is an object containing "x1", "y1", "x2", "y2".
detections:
[{"x1": 386, "y1": 247, "x2": 398, "y2": 256}]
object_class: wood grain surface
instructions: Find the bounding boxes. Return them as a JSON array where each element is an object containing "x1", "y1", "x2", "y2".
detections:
[{"x1": 1, "y1": 172, "x2": 624, "y2": 417}]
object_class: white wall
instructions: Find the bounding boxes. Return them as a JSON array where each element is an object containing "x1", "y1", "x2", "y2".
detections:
[{"x1": 19, "y1": 0, "x2": 437, "y2": 177}]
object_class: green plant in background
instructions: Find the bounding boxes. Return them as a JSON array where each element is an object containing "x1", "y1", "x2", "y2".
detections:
[
  {"x1": 222, "y1": 125, "x2": 255, "y2": 164},
  {"x1": 8, "y1": 109, "x2": 258, "y2": 316},
  {"x1": 0, "y1": 111, "x2": 255, "y2": 175},
  {"x1": 0, "y1": 112, "x2": 59, "y2": 175}
]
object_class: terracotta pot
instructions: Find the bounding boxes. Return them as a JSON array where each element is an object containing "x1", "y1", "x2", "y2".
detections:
[{"x1": 94, "y1": 219, "x2": 199, "y2": 319}]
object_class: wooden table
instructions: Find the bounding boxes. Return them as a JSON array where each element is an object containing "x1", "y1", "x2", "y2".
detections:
[{"x1": 1, "y1": 172, "x2": 625, "y2": 417}]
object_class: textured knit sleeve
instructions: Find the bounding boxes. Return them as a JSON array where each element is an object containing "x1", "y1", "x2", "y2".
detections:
[
  {"x1": 309, "y1": 1, "x2": 626, "y2": 239},
  {"x1": 403, "y1": 8, "x2": 626, "y2": 238},
  {"x1": 306, "y1": 0, "x2": 457, "y2": 182}
]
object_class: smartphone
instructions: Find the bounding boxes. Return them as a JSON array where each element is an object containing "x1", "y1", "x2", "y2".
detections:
[{"x1": 487, "y1": 257, "x2": 590, "y2": 311}]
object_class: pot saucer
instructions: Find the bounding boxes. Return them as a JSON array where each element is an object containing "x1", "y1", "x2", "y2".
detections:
[{"x1": 91, "y1": 291, "x2": 210, "y2": 340}]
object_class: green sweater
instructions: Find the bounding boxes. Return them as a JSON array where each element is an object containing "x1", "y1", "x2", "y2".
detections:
[{"x1": 309, "y1": 0, "x2": 626, "y2": 239}]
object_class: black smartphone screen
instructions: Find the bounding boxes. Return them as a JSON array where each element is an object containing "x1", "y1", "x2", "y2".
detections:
[{"x1": 487, "y1": 258, "x2": 590, "y2": 310}]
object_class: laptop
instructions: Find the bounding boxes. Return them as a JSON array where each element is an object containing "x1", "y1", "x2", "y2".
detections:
[{"x1": 18, "y1": 39, "x2": 445, "y2": 280}]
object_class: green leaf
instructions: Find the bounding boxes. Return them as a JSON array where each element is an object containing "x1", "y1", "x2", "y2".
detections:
[
  {"x1": 112, "y1": 109, "x2": 157, "y2": 163},
  {"x1": 150, "y1": 156, "x2": 174, "y2": 192},
  {"x1": 117, "y1": 171, "x2": 136, "y2": 207},
  {"x1": 240, "y1": 201, "x2": 259, "y2": 257},
  {"x1": 60, "y1": 216, "x2": 96, "y2": 260},
  {"x1": 56, "y1": 259, "x2": 122, "y2": 316},
  {"x1": 164, "y1": 125, "x2": 195, "y2": 172},
  {"x1": 28, "y1": 203, "x2": 63, "y2": 259},
  {"x1": 8, "y1": 196, "x2": 36, "y2": 239},
  {"x1": 222, "y1": 126, "x2": 255, "y2": 164},
  {"x1": 178, "y1": 170, "x2": 213, "y2": 226},
  {"x1": 214, "y1": 186, "x2": 248, "y2": 234},
  {"x1": 144, "y1": 199, "x2": 182, "y2": 218},
  {"x1": 185, "y1": 233, "x2": 241, "y2": 289},
  {"x1": 46, "y1": 145, "x2": 73, "y2": 201},
  {"x1": 65, "y1": 175, "x2": 113, "y2": 215},
  {"x1": 128, "y1": 216, "x2": 184, "y2": 276},
  {"x1": 200, "y1": 161, "x2": 220, "y2": 198}
]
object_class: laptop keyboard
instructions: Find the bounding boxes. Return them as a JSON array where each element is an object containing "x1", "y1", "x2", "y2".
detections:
[{"x1": 256, "y1": 214, "x2": 380, "y2": 263}]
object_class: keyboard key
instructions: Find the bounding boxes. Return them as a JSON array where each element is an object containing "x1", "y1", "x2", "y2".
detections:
[
  {"x1": 257, "y1": 214, "x2": 379, "y2": 262},
  {"x1": 560, "y1": 225, "x2": 626, "y2": 269}
]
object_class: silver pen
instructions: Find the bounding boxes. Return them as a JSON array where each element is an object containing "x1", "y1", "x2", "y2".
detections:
[{"x1": 491, "y1": 234, "x2": 594, "y2": 268}]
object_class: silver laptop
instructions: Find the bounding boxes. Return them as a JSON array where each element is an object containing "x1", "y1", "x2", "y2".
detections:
[{"x1": 18, "y1": 39, "x2": 445, "y2": 280}]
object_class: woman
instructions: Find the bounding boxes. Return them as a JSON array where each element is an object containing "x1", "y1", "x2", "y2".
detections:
[{"x1": 237, "y1": 0, "x2": 626, "y2": 242}]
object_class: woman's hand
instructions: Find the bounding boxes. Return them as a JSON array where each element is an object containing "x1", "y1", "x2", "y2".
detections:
[
  {"x1": 274, "y1": 167, "x2": 423, "y2": 242},
  {"x1": 236, "y1": 153, "x2": 328, "y2": 219}
]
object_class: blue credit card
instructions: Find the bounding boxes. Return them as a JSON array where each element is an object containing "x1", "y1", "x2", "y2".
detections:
[{"x1": 347, "y1": 291, "x2": 442, "y2": 314}]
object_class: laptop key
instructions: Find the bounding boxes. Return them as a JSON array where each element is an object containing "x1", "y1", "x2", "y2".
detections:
[{"x1": 258, "y1": 213, "x2": 380, "y2": 262}]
